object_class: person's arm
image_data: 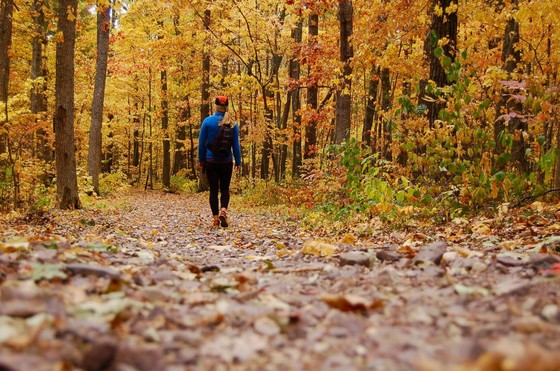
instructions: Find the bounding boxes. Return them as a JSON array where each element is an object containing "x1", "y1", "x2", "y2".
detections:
[{"x1": 233, "y1": 124, "x2": 242, "y2": 167}]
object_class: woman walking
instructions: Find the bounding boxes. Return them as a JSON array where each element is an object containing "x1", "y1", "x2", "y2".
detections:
[{"x1": 198, "y1": 96, "x2": 241, "y2": 227}]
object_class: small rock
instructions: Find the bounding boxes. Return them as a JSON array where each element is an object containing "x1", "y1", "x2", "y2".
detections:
[
  {"x1": 114, "y1": 342, "x2": 165, "y2": 371},
  {"x1": 413, "y1": 241, "x2": 447, "y2": 265},
  {"x1": 441, "y1": 251, "x2": 458, "y2": 264},
  {"x1": 496, "y1": 255, "x2": 524, "y2": 267},
  {"x1": 471, "y1": 261, "x2": 488, "y2": 272},
  {"x1": 542, "y1": 304, "x2": 558, "y2": 321},
  {"x1": 253, "y1": 316, "x2": 281, "y2": 336},
  {"x1": 82, "y1": 338, "x2": 117, "y2": 371},
  {"x1": 528, "y1": 253, "x2": 560, "y2": 269},
  {"x1": 376, "y1": 250, "x2": 401, "y2": 262},
  {"x1": 339, "y1": 252, "x2": 372, "y2": 267},
  {"x1": 65, "y1": 263, "x2": 120, "y2": 279}
]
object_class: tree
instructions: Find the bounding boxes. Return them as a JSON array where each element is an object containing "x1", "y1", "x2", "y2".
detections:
[
  {"x1": 30, "y1": 0, "x2": 50, "y2": 160},
  {"x1": 88, "y1": 2, "x2": 111, "y2": 195},
  {"x1": 494, "y1": 0, "x2": 528, "y2": 173},
  {"x1": 291, "y1": 20, "x2": 303, "y2": 178},
  {"x1": 304, "y1": 12, "x2": 319, "y2": 159},
  {"x1": 54, "y1": 0, "x2": 80, "y2": 209},
  {"x1": 0, "y1": 0, "x2": 14, "y2": 153},
  {"x1": 334, "y1": 0, "x2": 353, "y2": 144},
  {"x1": 425, "y1": 0, "x2": 458, "y2": 127}
]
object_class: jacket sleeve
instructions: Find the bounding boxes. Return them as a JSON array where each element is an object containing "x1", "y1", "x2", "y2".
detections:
[
  {"x1": 198, "y1": 121, "x2": 207, "y2": 164},
  {"x1": 233, "y1": 124, "x2": 242, "y2": 166}
]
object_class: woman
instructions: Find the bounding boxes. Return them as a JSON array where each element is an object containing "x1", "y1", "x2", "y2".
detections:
[{"x1": 198, "y1": 96, "x2": 242, "y2": 227}]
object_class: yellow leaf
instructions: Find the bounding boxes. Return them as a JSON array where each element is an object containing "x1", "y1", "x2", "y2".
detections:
[
  {"x1": 301, "y1": 240, "x2": 338, "y2": 258},
  {"x1": 321, "y1": 293, "x2": 384, "y2": 312},
  {"x1": 339, "y1": 234, "x2": 356, "y2": 245}
]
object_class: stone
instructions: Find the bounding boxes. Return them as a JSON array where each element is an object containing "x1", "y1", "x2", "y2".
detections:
[
  {"x1": 413, "y1": 241, "x2": 447, "y2": 265},
  {"x1": 339, "y1": 252, "x2": 372, "y2": 267},
  {"x1": 496, "y1": 255, "x2": 525, "y2": 267},
  {"x1": 376, "y1": 250, "x2": 401, "y2": 262}
]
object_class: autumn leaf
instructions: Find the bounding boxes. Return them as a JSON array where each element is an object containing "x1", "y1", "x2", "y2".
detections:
[{"x1": 301, "y1": 240, "x2": 338, "y2": 257}]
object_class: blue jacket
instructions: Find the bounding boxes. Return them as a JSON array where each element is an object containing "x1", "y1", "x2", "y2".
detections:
[{"x1": 198, "y1": 111, "x2": 241, "y2": 166}]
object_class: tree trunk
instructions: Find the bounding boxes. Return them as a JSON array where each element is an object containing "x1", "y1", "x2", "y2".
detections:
[
  {"x1": 31, "y1": 0, "x2": 47, "y2": 114},
  {"x1": 334, "y1": 0, "x2": 353, "y2": 144},
  {"x1": 304, "y1": 13, "x2": 319, "y2": 159},
  {"x1": 0, "y1": 0, "x2": 14, "y2": 153},
  {"x1": 291, "y1": 20, "x2": 303, "y2": 178},
  {"x1": 362, "y1": 66, "x2": 380, "y2": 147},
  {"x1": 31, "y1": 0, "x2": 50, "y2": 161},
  {"x1": 88, "y1": 3, "x2": 111, "y2": 195},
  {"x1": 380, "y1": 67, "x2": 392, "y2": 159},
  {"x1": 161, "y1": 69, "x2": 170, "y2": 188},
  {"x1": 54, "y1": 0, "x2": 80, "y2": 209},
  {"x1": 425, "y1": 0, "x2": 458, "y2": 127},
  {"x1": 198, "y1": 8, "x2": 210, "y2": 192},
  {"x1": 494, "y1": 0, "x2": 528, "y2": 173},
  {"x1": 173, "y1": 95, "x2": 190, "y2": 174}
]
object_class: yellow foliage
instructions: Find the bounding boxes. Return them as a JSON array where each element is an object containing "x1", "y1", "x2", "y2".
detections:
[{"x1": 301, "y1": 240, "x2": 338, "y2": 258}]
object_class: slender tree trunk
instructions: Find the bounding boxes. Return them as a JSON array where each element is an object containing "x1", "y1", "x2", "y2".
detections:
[
  {"x1": 198, "y1": 8, "x2": 210, "y2": 191},
  {"x1": 304, "y1": 13, "x2": 319, "y2": 159},
  {"x1": 31, "y1": 0, "x2": 50, "y2": 160},
  {"x1": 425, "y1": 0, "x2": 458, "y2": 127},
  {"x1": 146, "y1": 68, "x2": 154, "y2": 190},
  {"x1": 0, "y1": 0, "x2": 14, "y2": 154},
  {"x1": 173, "y1": 95, "x2": 190, "y2": 174},
  {"x1": 362, "y1": 66, "x2": 380, "y2": 147},
  {"x1": 261, "y1": 86, "x2": 273, "y2": 180},
  {"x1": 161, "y1": 69, "x2": 170, "y2": 188},
  {"x1": 494, "y1": 0, "x2": 527, "y2": 173},
  {"x1": 88, "y1": 3, "x2": 111, "y2": 194},
  {"x1": 334, "y1": 0, "x2": 353, "y2": 144},
  {"x1": 54, "y1": 0, "x2": 80, "y2": 209},
  {"x1": 380, "y1": 67, "x2": 392, "y2": 159},
  {"x1": 291, "y1": 20, "x2": 303, "y2": 178}
]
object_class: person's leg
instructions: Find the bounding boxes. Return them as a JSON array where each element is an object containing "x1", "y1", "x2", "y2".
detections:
[
  {"x1": 218, "y1": 162, "x2": 233, "y2": 227},
  {"x1": 205, "y1": 163, "x2": 220, "y2": 217},
  {"x1": 218, "y1": 162, "x2": 234, "y2": 210}
]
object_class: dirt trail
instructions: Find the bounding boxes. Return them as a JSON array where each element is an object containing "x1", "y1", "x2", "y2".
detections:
[{"x1": 1, "y1": 190, "x2": 559, "y2": 370}]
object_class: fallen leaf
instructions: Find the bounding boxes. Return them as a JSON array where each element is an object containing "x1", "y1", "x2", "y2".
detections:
[
  {"x1": 320, "y1": 293, "x2": 383, "y2": 312},
  {"x1": 301, "y1": 240, "x2": 338, "y2": 257}
]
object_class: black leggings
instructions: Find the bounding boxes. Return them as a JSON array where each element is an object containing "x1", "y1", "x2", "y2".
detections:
[{"x1": 206, "y1": 162, "x2": 233, "y2": 215}]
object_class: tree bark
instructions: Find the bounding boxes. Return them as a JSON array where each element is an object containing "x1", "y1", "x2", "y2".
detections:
[
  {"x1": 0, "y1": 0, "x2": 14, "y2": 153},
  {"x1": 362, "y1": 66, "x2": 380, "y2": 147},
  {"x1": 425, "y1": 0, "x2": 458, "y2": 127},
  {"x1": 88, "y1": 3, "x2": 111, "y2": 194},
  {"x1": 173, "y1": 96, "x2": 190, "y2": 174},
  {"x1": 291, "y1": 20, "x2": 303, "y2": 179},
  {"x1": 31, "y1": 0, "x2": 50, "y2": 160},
  {"x1": 304, "y1": 13, "x2": 319, "y2": 159},
  {"x1": 494, "y1": 0, "x2": 528, "y2": 173},
  {"x1": 198, "y1": 8, "x2": 210, "y2": 191},
  {"x1": 54, "y1": 0, "x2": 80, "y2": 209},
  {"x1": 334, "y1": 0, "x2": 353, "y2": 144},
  {"x1": 161, "y1": 69, "x2": 170, "y2": 188}
]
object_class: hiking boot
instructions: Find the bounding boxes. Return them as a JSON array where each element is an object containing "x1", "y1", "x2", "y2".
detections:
[
  {"x1": 219, "y1": 210, "x2": 229, "y2": 228},
  {"x1": 211, "y1": 218, "x2": 220, "y2": 228}
]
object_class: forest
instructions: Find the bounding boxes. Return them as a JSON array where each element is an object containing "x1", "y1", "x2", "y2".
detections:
[
  {"x1": 0, "y1": 0, "x2": 557, "y2": 222},
  {"x1": 1, "y1": 1, "x2": 560, "y2": 369}
]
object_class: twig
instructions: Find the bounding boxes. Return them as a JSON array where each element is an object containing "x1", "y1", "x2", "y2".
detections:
[
  {"x1": 514, "y1": 188, "x2": 560, "y2": 207},
  {"x1": 270, "y1": 266, "x2": 324, "y2": 274}
]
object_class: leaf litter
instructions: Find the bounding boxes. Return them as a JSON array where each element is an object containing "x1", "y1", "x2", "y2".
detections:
[{"x1": 0, "y1": 191, "x2": 559, "y2": 370}]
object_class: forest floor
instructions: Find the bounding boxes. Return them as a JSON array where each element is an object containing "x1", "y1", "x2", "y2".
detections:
[{"x1": 1, "y1": 189, "x2": 560, "y2": 371}]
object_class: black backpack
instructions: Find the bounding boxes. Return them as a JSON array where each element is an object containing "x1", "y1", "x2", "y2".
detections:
[{"x1": 209, "y1": 123, "x2": 234, "y2": 157}]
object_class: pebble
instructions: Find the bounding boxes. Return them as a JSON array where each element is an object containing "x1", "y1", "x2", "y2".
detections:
[
  {"x1": 376, "y1": 250, "x2": 401, "y2": 262},
  {"x1": 339, "y1": 252, "x2": 372, "y2": 268}
]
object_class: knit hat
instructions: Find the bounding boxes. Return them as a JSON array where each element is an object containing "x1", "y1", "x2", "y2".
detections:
[{"x1": 215, "y1": 96, "x2": 229, "y2": 106}]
